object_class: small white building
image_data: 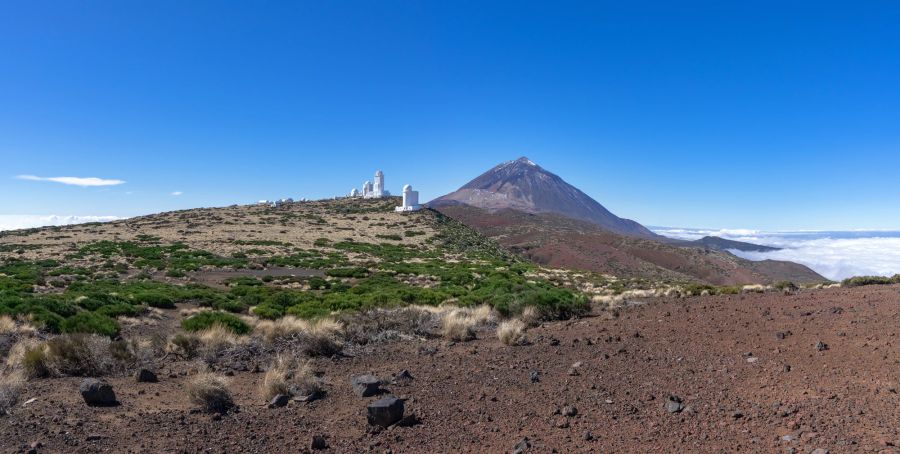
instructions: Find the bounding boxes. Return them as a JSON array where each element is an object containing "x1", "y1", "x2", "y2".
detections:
[
  {"x1": 395, "y1": 184, "x2": 422, "y2": 212},
  {"x1": 362, "y1": 170, "x2": 390, "y2": 198}
]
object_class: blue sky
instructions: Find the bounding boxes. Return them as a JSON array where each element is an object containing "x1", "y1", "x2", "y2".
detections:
[{"x1": 2, "y1": 1, "x2": 899, "y2": 230}]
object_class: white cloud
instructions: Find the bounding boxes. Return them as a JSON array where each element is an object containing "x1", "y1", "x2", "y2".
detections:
[
  {"x1": 0, "y1": 215, "x2": 122, "y2": 231},
  {"x1": 653, "y1": 226, "x2": 900, "y2": 281},
  {"x1": 16, "y1": 175, "x2": 125, "y2": 187},
  {"x1": 170, "y1": 191, "x2": 183, "y2": 196}
]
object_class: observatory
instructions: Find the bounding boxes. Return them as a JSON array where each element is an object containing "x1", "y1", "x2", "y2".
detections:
[{"x1": 395, "y1": 184, "x2": 422, "y2": 212}]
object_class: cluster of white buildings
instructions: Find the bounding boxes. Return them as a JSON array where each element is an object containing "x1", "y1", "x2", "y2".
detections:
[{"x1": 350, "y1": 170, "x2": 421, "y2": 212}]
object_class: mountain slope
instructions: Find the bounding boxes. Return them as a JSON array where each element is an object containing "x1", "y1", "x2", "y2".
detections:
[
  {"x1": 429, "y1": 157, "x2": 656, "y2": 237},
  {"x1": 438, "y1": 205, "x2": 826, "y2": 285}
]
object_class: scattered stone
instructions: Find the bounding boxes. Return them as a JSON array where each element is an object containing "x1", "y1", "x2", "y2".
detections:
[
  {"x1": 568, "y1": 362, "x2": 582, "y2": 376},
  {"x1": 561, "y1": 405, "x2": 578, "y2": 417},
  {"x1": 815, "y1": 341, "x2": 829, "y2": 351},
  {"x1": 746, "y1": 357, "x2": 758, "y2": 363},
  {"x1": 86, "y1": 434, "x2": 103, "y2": 441},
  {"x1": 776, "y1": 331, "x2": 792, "y2": 340},
  {"x1": 311, "y1": 435, "x2": 328, "y2": 450},
  {"x1": 582, "y1": 431, "x2": 593, "y2": 441},
  {"x1": 665, "y1": 395, "x2": 684, "y2": 414},
  {"x1": 268, "y1": 394, "x2": 290, "y2": 408},
  {"x1": 555, "y1": 417, "x2": 570, "y2": 428},
  {"x1": 811, "y1": 449, "x2": 829, "y2": 454},
  {"x1": 367, "y1": 396, "x2": 404, "y2": 427},
  {"x1": 732, "y1": 411, "x2": 744, "y2": 419},
  {"x1": 352, "y1": 374, "x2": 382, "y2": 397},
  {"x1": 529, "y1": 370, "x2": 540, "y2": 383},
  {"x1": 512, "y1": 437, "x2": 531, "y2": 454},
  {"x1": 783, "y1": 364, "x2": 792, "y2": 373},
  {"x1": 135, "y1": 369, "x2": 158, "y2": 383},
  {"x1": 79, "y1": 379, "x2": 117, "y2": 406},
  {"x1": 393, "y1": 369, "x2": 414, "y2": 383}
]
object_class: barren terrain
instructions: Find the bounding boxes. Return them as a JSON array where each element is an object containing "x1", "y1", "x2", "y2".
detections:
[{"x1": 2, "y1": 284, "x2": 898, "y2": 453}]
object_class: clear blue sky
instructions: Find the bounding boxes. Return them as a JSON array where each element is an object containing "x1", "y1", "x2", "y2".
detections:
[{"x1": 2, "y1": 1, "x2": 899, "y2": 230}]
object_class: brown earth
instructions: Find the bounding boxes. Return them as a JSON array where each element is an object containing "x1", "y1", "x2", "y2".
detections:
[
  {"x1": 3, "y1": 284, "x2": 899, "y2": 453},
  {"x1": 436, "y1": 205, "x2": 825, "y2": 286}
]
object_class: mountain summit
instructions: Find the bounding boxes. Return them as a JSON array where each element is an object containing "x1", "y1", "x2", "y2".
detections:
[{"x1": 429, "y1": 157, "x2": 656, "y2": 237}]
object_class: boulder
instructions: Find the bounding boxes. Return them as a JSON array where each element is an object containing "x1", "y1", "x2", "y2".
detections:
[
  {"x1": 79, "y1": 379, "x2": 117, "y2": 406},
  {"x1": 366, "y1": 396, "x2": 404, "y2": 427},
  {"x1": 352, "y1": 374, "x2": 382, "y2": 397},
  {"x1": 135, "y1": 369, "x2": 158, "y2": 383}
]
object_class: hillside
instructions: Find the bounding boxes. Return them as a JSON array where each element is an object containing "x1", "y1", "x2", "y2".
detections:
[
  {"x1": 436, "y1": 205, "x2": 824, "y2": 285},
  {"x1": 429, "y1": 157, "x2": 657, "y2": 238}
]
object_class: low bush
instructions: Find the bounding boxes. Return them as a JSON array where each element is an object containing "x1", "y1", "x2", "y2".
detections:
[
  {"x1": 181, "y1": 312, "x2": 250, "y2": 335},
  {"x1": 0, "y1": 371, "x2": 24, "y2": 415},
  {"x1": 187, "y1": 372, "x2": 234, "y2": 413},
  {"x1": 60, "y1": 312, "x2": 119, "y2": 337},
  {"x1": 497, "y1": 319, "x2": 526, "y2": 346},
  {"x1": 261, "y1": 354, "x2": 321, "y2": 400},
  {"x1": 841, "y1": 275, "x2": 900, "y2": 287}
]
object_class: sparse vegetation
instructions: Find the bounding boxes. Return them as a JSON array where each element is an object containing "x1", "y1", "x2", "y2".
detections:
[
  {"x1": 187, "y1": 372, "x2": 234, "y2": 413},
  {"x1": 497, "y1": 319, "x2": 526, "y2": 345},
  {"x1": 841, "y1": 274, "x2": 900, "y2": 287},
  {"x1": 181, "y1": 312, "x2": 251, "y2": 335},
  {"x1": 261, "y1": 354, "x2": 321, "y2": 400}
]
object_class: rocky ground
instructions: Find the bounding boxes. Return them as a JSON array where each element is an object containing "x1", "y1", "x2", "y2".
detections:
[{"x1": 3, "y1": 284, "x2": 899, "y2": 453}]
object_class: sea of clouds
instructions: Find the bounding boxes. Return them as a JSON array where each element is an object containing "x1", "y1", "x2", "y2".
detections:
[
  {"x1": 0, "y1": 215, "x2": 122, "y2": 232},
  {"x1": 652, "y1": 227, "x2": 900, "y2": 281}
]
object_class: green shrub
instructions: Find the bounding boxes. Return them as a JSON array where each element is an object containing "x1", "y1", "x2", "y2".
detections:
[
  {"x1": 181, "y1": 312, "x2": 250, "y2": 335},
  {"x1": 60, "y1": 312, "x2": 120, "y2": 337},
  {"x1": 132, "y1": 291, "x2": 176, "y2": 309},
  {"x1": 325, "y1": 267, "x2": 369, "y2": 278},
  {"x1": 841, "y1": 275, "x2": 894, "y2": 287}
]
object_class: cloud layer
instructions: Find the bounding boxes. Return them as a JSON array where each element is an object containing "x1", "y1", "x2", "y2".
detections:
[
  {"x1": 0, "y1": 215, "x2": 122, "y2": 232},
  {"x1": 653, "y1": 227, "x2": 900, "y2": 281},
  {"x1": 16, "y1": 175, "x2": 126, "y2": 187}
]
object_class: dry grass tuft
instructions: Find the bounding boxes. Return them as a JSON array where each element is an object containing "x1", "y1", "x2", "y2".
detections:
[
  {"x1": 440, "y1": 305, "x2": 496, "y2": 342},
  {"x1": 521, "y1": 306, "x2": 542, "y2": 327},
  {"x1": 187, "y1": 372, "x2": 234, "y2": 413},
  {"x1": 497, "y1": 319, "x2": 527, "y2": 346},
  {"x1": 261, "y1": 354, "x2": 321, "y2": 400},
  {"x1": 0, "y1": 370, "x2": 25, "y2": 415},
  {"x1": 196, "y1": 324, "x2": 244, "y2": 351},
  {"x1": 254, "y1": 316, "x2": 343, "y2": 344}
]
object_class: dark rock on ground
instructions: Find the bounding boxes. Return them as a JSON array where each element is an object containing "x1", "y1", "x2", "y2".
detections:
[
  {"x1": 79, "y1": 379, "x2": 117, "y2": 406},
  {"x1": 352, "y1": 374, "x2": 382, "y2": 397},
  {"x1": 135, "y1": 369, "x2": 158, "y2": 383},
  {"x1": 367, "y1": 396, "x2": 404, "y2": 427},
  {"x1": 268, "y1": 394, "x2": 290, "y2": 408},
  {"x1": 311, "y1": 435, "x2": 328, "y2": 450}
]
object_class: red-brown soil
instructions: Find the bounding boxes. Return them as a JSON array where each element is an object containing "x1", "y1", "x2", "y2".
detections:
[
  {"x1": 437, "y1": 205, "x2": 825, "y2": 286},
  {"x1": 4, "y1": 284, "x2": 899, "y2": 453}
]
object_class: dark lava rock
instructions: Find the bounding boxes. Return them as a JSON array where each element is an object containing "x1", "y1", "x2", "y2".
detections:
[
  {"x1": 815, "y1": 341, "x2": 829, "y2": 351},
  {"x1": 135, "y1": 369, "x2": 158, "y2": 383},
  {"x1": 352, "y1": 374, "x2": 382, "y2": 397},
  {"x1": 665, "y1": 395, "x2": 684, "y2": 414},
  {"x1": 529, "y1": 370, "x2": 540, "y2": 383},
  {"x1": 512, "y1": 437, "x2": 531, "y2": 454},
  {"x1": 79, "y1": 379, "x2": 117, "y2": 406},
  {"x1": 268, "y1": 394, "x2": 290, "y2": 408},
  {"x1": 366, "y1": 396, "x2": 404, "y2": 427},
  {"x1": 393, "y1": 369, "x2": 414, "y2": 383},
  {"x1": 561, "y1": 405, "x2": 578, "y2": 417},
  {"x1": 311, "y1": 435, "x2": 328, "y2": 450}
]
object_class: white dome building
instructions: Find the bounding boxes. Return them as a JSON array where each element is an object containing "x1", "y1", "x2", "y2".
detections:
[{"x1": 395, "y1": 184, "x2": 422, "y2": 212}]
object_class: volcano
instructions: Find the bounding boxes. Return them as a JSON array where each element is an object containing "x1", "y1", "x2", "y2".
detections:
[{"x1": 429, "y1": 157, "x2": 656, "y2": 237}]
